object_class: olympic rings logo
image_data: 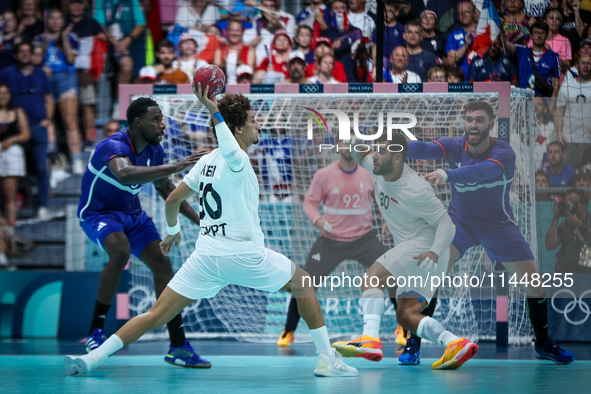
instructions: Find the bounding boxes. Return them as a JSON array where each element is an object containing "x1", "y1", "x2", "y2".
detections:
[
  {"x1": 401, "y1": 83, "x2": 420, "y2": 93},
  {"x1": 498, "y1": 121, "x2": 508, "y2": 139},
  {"x1": 551, "y1": 289, "x2": 591, "y2": 325},
  {"x1": 302, "y1": 84, "x2": 321, "y2": 93}
]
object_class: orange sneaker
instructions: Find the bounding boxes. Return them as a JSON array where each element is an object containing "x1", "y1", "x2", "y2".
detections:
[
  {"x1": 277, "y1": 330, "x2": 295, "y2": 347},
  {"x1": 432, "y1": 338, "x2": 479, "y2": 370},
  {"x1": 395, "y1": 325, "x2": 409, "y2": 347},
  {"x1": 332, "y1": 335, "x2": 383, "y2": 362}
]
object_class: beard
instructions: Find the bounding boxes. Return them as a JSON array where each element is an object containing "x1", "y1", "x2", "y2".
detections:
[{"x1": 466, "y1": 128, "x2": 490, "y2": 146}]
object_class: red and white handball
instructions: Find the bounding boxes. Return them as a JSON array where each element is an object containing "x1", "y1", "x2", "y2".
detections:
[{"x1": 193, "y1": 65, "x2": 226, "y2": 99}]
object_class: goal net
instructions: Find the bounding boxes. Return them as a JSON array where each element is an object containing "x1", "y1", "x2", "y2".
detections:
[{"x1": 128, "y1": 88, "x2": 535, "y2": 345}]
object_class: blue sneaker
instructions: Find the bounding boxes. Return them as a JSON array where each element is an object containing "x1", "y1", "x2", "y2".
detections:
[
  {"x1": 165, "y1": 341, "x2": 212, "y2": 368},
  {"x1": 398, "y1": 338, "x2": 421, "y2": 365},
  {"x1": 85, "y1": 328, "x2": 106, "y2": 353},
  {"x1": 535, "y1": 338, "x2": 575, "y2": 365}
]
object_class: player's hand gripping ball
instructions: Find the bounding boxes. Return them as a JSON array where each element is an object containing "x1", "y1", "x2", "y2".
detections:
[{"x1": 193, "y1": 65, "x2": 226, "y2": 99}]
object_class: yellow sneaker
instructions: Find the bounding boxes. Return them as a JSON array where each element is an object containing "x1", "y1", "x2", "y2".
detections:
[
  {"x1": 432, "y1": 338, "x2": 479, "y2": 370},
  {"x1": 277, "y1": 330, "x2": 295, "y2": 347},
  {"x1": 332, "y1": 335, "x2": 383, "y2": 362},
  {"x1": 395, "y1": 325, "x2": 409, "y2": 347}
]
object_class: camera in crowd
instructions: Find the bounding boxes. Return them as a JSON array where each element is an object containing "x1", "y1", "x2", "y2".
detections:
[{"x1": 557, "y1": 201, "x2": 578, "y2": 217}]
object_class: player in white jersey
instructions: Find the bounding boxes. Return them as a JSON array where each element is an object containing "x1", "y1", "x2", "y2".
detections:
[
  {"x1": 332, "y1": 133, "x2": 479, "y2": 370},
  {"x1": 64, "y1": 84, "x2": 358, "y2": 378}
]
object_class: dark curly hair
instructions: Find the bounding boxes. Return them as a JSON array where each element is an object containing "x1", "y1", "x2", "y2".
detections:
[
  {"x1": 211, "y1": 93, "x2": 251, "y2": 139},
  {"x1": 126, "y1": 97, "x2": 159, "y2": 125}
]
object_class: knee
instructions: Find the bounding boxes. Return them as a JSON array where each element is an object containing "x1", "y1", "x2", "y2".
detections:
[{"x1": 108, "y1": 247, "x2": 131, "y2": 268}]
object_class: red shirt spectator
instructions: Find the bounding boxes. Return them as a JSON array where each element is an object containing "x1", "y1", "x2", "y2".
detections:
[{"x1": 305, "y1": 37, "x2": 347, "y2": 82}]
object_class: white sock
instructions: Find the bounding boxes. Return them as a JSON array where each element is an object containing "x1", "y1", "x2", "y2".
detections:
[
  {"x1": 417, "y1": 317, "x2": 459, "y2": 347},
  {"x1": 310, "y1": 326, "x2": 332, "y2": 355},
  {"x1": 87, "y1": 334, "x2": 124, "y2": 365},
  {"x1": 360, "y1": 289, "x2": 384, "y2": 339}
]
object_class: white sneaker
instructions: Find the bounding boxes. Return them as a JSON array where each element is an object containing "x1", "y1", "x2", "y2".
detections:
[
  {"x1": 64, "y1": 354, "x2": 105, "y2": 376},
  {"x1": 72, "y1": 159, "x2": 85, "y2": 175},
  {"x1": 314, "y1": 348, "x2": 359, "y2": 377}
]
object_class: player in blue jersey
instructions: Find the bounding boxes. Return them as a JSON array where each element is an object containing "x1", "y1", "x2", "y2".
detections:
[
  {"x1": 77, "y1": 97, "x2": 211, "y2": 368},
  {"x1": 404, "y1": 100, "x2": 575, "y2": 365}
]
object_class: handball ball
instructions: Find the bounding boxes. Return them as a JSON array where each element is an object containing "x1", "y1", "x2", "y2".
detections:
[{"x1": 193, "y1": 65, "x2": 226, "y2": 99}]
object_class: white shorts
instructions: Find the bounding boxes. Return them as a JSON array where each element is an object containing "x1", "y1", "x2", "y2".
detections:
[
  {"x1": 0, "y1": 144, "x2": 26, "y2": 177},
  {"x1": 167, "y1": 248, "x2": 296, "y2": 300},
  {"x1": 376, "y1": 239, "x2": 450, "y2": 302}
]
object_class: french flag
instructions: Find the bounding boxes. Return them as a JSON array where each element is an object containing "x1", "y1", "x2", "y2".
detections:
[{"x1": 470, "y1": 0, "x2": 501, "y2": 61}]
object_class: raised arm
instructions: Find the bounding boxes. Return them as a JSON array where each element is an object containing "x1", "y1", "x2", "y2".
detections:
[
  {"x1": 424, "y1": 159, "x2": 503, "y2": 185},
  {"x1": 406, "y1": 141, "x2": 444, "y2": 160}
]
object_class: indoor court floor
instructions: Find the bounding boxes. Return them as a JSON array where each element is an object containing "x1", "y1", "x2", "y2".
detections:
[{"x1": 1, "y1": 339, "x2": 590, "y2": 394}]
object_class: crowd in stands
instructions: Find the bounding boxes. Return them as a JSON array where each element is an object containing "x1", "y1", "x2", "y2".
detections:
[{"x1": 2, "y1": 0, "x2": 591, "y2": 268}]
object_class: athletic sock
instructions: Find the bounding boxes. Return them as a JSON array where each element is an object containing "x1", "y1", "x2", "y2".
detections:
[
  {"x1": 411, "y1": 297, "x2": 437, "y2": 346},
  {"x1": 360, "y1": 289, "x2": 384, "y2": 339},
  {"x1": 310, "y1": 326, "x2": 332, "y2": 355},
  {"x1": 283, "y1": 296, "x2": 301, "y2": 333},
  {"x1": 527, "y1": 297, "x2": 549, "y2": 343},
  {"x1": 89, "y1": 301, "x2": 111, "y2": 335},
  {"x1": 86, "y1": 334, "x2": 124, "y2": 366},
  {"x1": 416, "y1": 317, "x2": 459, "y2": 347},
  {"x1": 167, "y1": 314, "x2": 186, "y2": 348}
]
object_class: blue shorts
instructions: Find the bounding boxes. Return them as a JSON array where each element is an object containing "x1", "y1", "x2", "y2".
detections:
[
  {"x1": 51, "y1": 72, "x2": 79, "y2": 100},
  {"x1": 450, "y1": 212, "x2": 535, "y2": 263},
  {"x1": 80, "y1": 211, "x2": 161, "y2": 259}
]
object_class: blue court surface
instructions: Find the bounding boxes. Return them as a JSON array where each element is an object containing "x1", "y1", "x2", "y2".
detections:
[{"x1": 1, "y1": 340, "x2": 590, "y2": 394}]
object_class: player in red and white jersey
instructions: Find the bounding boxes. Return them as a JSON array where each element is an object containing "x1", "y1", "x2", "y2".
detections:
[{"x1": 277, "y1": 140, "x2": 388, "y2": 346}]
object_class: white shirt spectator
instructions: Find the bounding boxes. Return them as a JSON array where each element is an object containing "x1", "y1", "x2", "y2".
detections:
[
  {"x1": 243, "y1": 12, "x2": 296, "y2": 66},
  {"x1": 556, "y1": 80, "x2": 591, "y2": 143},
  {"x1": 175, "y1": 0, "x2": 221, "y2": 29},
  {"x1": 306, "y1": 76, "x2": 340, "y2": 84},
  {"x1": 347, "y1": 10, "x2": 376, "y2": 39},
  {"x1": 387, "y1": 70, "x2": 421, "y2": 83}
]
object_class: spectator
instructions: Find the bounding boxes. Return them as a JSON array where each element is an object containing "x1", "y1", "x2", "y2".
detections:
[
  {"x1": 95, "y1": 0, "x2": 146, "y2": 89},
  {"x1": 280, "y1": 51, "x2": 308, "y2": 84},
  {"x1": 446, "y1": 65, "x2": 465, "y2": 82},
  {"x1": 317, "y1": 0, "x2": 362, "y2": 82},
  {"x1": 294, "y1": 25, "x2": 315, "y2": 64},
  {"x1": 136, "y1": 65, "x2": 158, "y2": 84},
  {"x1": 564, "y1": 37, "x2": 591, "y2": 85},
  {"x1": 445, "y1": 0, "x2": 477, "y2": 78},
  {"x1": 0, "y1": 84, "x2": 31, "y2": 241},
  {"x1": 502, "y1": 0, "x2": 531, "y2": 45},
  {"x1": 503, "y1": 22, "x2": 561, "y2": 100},
  {"x1": 555, "y1": 53, "x2": 591, "y2": 168},
  {"x1": 174, "y1": 0, "x2": 220, "y2": 30},
  {"x1": 31, "y1": 43, "x2": 44, "y2": 67},
  {"x1": 65, "y1": 0, "x2": 107, "y2": 148},
  {"x1": 559, "y1": 0, "x2": 588, "y2": 53},
  {"x1": 535, "y1": 170, "x2": 552, "y2": 201},
  {"x1": 371, "y1": 0, "x2": 405, "y2": 73},
  {"x1": 244, "y1": 0, "x2": 296, "y2": 66},
  {"x1": 545, "y1": 188, "x2": 591, "y2": 273},
  {"x1": 36, "y1": 8, "x2": 83, "y2": 174},
  {"x1": 102, "y1": 120, "x2": 120, "y2": 139},
  {"x1": 543, "y1": 141, "x2": 575, "y2": 186},
  {"x1": 574, "y1": 171, "x2": 591, "y2": 200},
  {"x1": 213, "y1": 20, "x2": 255, "y2": 84},
  {"x1": 347, "y1": 0, "x2": 376, "y2": 39},
  {"x1": 173, "y1": 33, "x2": 207, "y2": 81},
  {"x1": 254, "y1": 30, "x2": 292, "y2": 84},
  {"x1": 0, "y1": 11, "x2": 19, "y2": 70},
  {"x1": 296, "y1": 0, "x2": 326, "y2": 31},
  {"x1": 0, "y1": 42, "x2": 53, "y2": 220},
  {"x1": 397, "y1": 0, "x2": 426, "y2": 25},
  {"x1": 467, "y1": 36, "x2": 517, "y2": 83},
  {"x1": 524, "y1": 0, "x2": 553, "y2": 18},
  {"x1": 383, "y1": 46, "x2": 421, "y2": 83},
  {"x1": 420, "y1": 9, "x2": 446, "y2": 60},
  {"x1": 427, "y1": 66, "x2": 446, "y2": 82},
  {"x1": 534, "y1": 95, "x2": 555, "y2": 168},
  {"x1": 307, "y1": 53, "x2": 339, "y2": 84},
  {"x1": 535, "y1": 8, "x2": 572, "y2": 73},
  {"x1": 236, "y1": 64, "x2": 254, "y2": 84},
  {"x1": 424, "y1": 0, "x2": 460, "y2": 35},
  {"x1": 154, "y1": 39, "x2": 190, "y2": 84},
  {"x1": 404, "y1": 20, "x2": 438, "y2": 81},
  {"x1": 352, "y1": 37, "x2": 373, "y2": 82},
  {"x1": 16, "y1": 0, "x2": 43, "y2": 43},
  {"x1": 306, "y1": 37, "x2": 347, "y2": 82}
]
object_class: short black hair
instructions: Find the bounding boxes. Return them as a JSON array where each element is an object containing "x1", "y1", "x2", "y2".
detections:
[
  {"x1": 535, "y1": 170, "x2": 549, "y2": 182},
  {"x1": 531, "y1": 21, "x2": 549, "y2": 35},
  {"x1": 155, "y1": 39, "x2": 175, "y2": 52},
  {"x1": 14, "y1": 41, "x2": 33, "y2": 53},
  {"x1": 566, "y1": 188, "x2": 589, "y2": 207},
  {"x1": 126, "y1": 97, "x2": 159, "y2": 124},
  {"x1": 547, "y1": 140, "x2": 564, "y2": 153},
  {"x1": 446, "y1": 66, "x2": 464, "y2": 81},
  {"x1": 377, "y1": 132, "x2": 408, "y2": 161},
  {"x1": 463, "y1": 100, "x2": 495, "y2": 121}
]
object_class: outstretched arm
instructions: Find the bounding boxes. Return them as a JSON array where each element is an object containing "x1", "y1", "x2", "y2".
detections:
[
  {"x1": 153, "y1": 177, "x2": 200, "y2": 226},
  {"x1": 423, "y1": 160, "x2": 503, "y2": 184},
  {"x1": 407, "y1": 141, "x2": 444, "y2": 160}
]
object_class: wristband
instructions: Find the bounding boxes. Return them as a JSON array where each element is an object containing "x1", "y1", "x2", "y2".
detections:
[
  {"x1": 435, "y1": 169, "x2": 448, "y2": 182},
  {"x1": 166, "y1": 221, "x2": 180, "y2": 236},
  {"x1": 213, "y1": 111, "x2": 224, "y2": 123}
]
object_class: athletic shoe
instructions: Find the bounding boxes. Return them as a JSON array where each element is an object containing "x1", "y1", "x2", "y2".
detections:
[
  {"x1": 535, "y1": 338, "x2": 576, "y2": 365},
  {"x1": 277, "y1": 330, "x2": 295, "y2": 347},
  {"x1": 395, "y1": 325, "x2": 409, "y2": 347},
  {"x1": 85, "y1": 328, "x2": 106, "y2": 353},
  {"x1": 432, "y1": 338, "x2": 479, "y2": 370},
  {"x1": 398, "y1": 337, "x2": 421, "y2": 365},
  {"x1": 164, "y1": 341, "x2": 212, "y2": 368},
  {"x1": 64, "y1": 353, "x2": 105, "y2": 376},
  {"x1": 313, "y1": 348, "x2": 359, "y2": 377},
  {"x1": 331, "y1": 335, "x2": 383, "y2": 362}
]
